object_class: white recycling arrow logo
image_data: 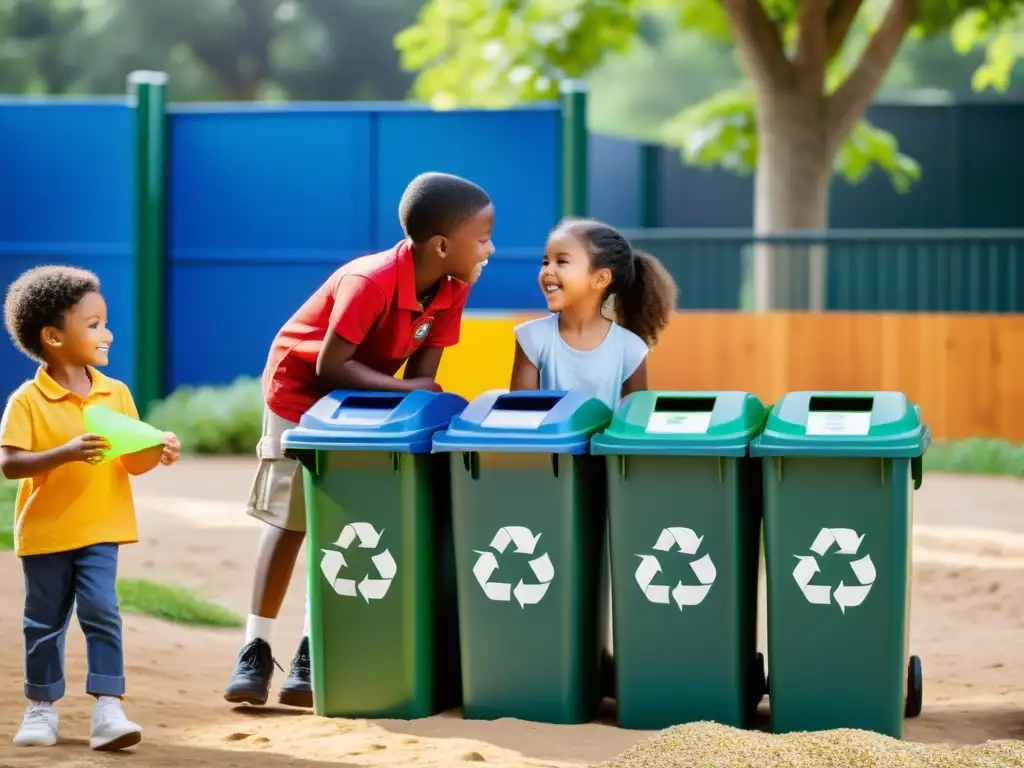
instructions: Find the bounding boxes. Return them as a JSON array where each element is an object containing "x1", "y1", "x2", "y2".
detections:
[
  {"x1": 793, "y1": 527, "x2": 876, "y2": 614},
  {"x1": 472, "y1": 526, "x2": 554, "y2": 608},
  {"x1": 635, "y1": 527, "x2": 717, "y2": 610},
  {"x1": 320, "y1": 522, "x2": 397, "y2": 603}
]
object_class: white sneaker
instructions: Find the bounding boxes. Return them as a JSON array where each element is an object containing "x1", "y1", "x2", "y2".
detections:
[
  {"x1": 13, "y1": 701, "x2": 59, "y2": 747},
  {"x1": 89, "y1": 697, "x2": 142, "y2": 751}
]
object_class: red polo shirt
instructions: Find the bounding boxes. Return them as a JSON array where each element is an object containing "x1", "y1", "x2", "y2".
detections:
[{"x1": 263, "y1": 240, "x2": 470, "y2": 423}]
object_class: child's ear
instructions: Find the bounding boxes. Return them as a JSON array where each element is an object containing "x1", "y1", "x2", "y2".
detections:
[
  {"x1": 40, "y1": 326, "x2": 62, "y2": 350},
  {"x1": 593, "y1": 267, "x2": 612, "y2": 292},
  {"x1": 427, "y1": 235, "x2": 447, "y2": 259}
]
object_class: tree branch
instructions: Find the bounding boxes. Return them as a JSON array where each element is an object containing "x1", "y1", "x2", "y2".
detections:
[
  {"x1": 720, "y1": 0, "x2": 793, "y2": 91},
  {"x1": 825, "y1": 0, "x2": 865, "y2": 61},
  {"x1": 826, "y1": 0, "x2": 917, "y2": 151},
  {"x1": 793, "y1": 0, "x2": 828, "y2": 88}
]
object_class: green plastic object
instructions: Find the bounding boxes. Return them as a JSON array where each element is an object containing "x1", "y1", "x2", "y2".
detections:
[
  {"x1": 749, "y1": 390, "x2": 930, "y2": 738},
  {"x1": 83, "y1": 404, "x2": 165, "y2": 462},
  {"x1": 282, "y1": 389, "x2": 469, "y2": 719},
  {"x1": 591, "y1": 390, "x2": 766, "y2": 456},
  {"x1": 432, "y1": 390, "x2": 613, "y2": 725},
  {"x1": 591, "y1": 391, "x2": 768, "y2": 730}
]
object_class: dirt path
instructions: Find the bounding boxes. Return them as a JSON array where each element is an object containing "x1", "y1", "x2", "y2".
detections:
[{"x1": 0, "y1": 459, "x2": 1021, "y2": 767}]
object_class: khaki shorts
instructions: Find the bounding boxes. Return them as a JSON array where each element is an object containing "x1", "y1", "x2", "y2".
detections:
[{"x1": 245, "y1": 409, "x2": 307, "y2": 533}]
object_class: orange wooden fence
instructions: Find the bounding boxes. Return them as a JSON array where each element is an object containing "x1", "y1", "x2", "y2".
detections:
[
  {"x1": 437, "y1": 312, "x2": 1024, "y2": 441},
  {"x1": 649, "y1": 313, "x2": 1024, "y2": 441}
]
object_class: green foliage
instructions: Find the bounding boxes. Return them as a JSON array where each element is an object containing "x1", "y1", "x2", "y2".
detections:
[
  {"x1": 0, "y1": 478, "x2": 16, "y2": 551},
  {"x1": 397, "y1": 0, "x2": 1024, "y2": 195},
  {"x1": 116, "y1": 578, "x2": 243, "y2": 627},
  {"x1": 951, "y1": 8, "x2": 1024, "y2": 92},
  {"x1": 663, "y1": 88, "x2": 921, "y2": 193},
  {"x1": 0, "y1": 0, "x2": 420, "y2": 101},
  {"x1": 145, "y1": 376, "x2": 263, "y2": 456},
  {"x1": 924, "y1": 438, "x2": 1024, "y2": 477},
  {"x1": 396, "y1": 0, "x2": 645, "y2": 108}
]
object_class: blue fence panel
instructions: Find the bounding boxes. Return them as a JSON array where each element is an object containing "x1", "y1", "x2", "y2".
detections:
[
  {"x1": 0, "y1": 101, "x2": 133, "y2": 401},
  {"x1": 374, "y1": 106, "x2": 559, "y2": 312},
  {"x1": 588, "y1": 133, "x2": 642, "y2": 229},
  {"x1": 167, "y1": 107, "x2": 374, "y2": 389}
]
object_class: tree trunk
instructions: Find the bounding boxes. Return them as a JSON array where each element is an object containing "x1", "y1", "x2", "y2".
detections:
[{"x1": 752, "y1": 91, "x2": 831, "y2": 310}]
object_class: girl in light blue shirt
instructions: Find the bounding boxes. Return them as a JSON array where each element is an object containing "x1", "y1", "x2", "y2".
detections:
[{"x1": 510, "y1": 218, "x2": 677, "y2": 408}]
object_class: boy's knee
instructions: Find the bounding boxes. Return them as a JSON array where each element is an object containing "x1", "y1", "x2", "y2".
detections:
[{"x1": 76, "y1": 588, "x2": 121, "y2": 633}]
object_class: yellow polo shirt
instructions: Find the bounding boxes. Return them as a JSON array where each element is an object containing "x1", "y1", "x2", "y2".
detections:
[{"x1": 0, "y1": 367, "x2": 140, "y2": 557}]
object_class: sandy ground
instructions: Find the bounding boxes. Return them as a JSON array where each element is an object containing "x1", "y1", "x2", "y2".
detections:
[{"x1": 0, "y1": 459, "x2": 1022, "y2": 767}]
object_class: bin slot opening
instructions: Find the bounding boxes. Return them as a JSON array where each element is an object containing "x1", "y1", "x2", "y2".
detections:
[
  {"x1": 809, "y1": 396, "x2": 873, "y2": 413},
  {"x1": 340, "y1": 395, "x2": 405, "y2": 410},
  {"x1": 653, "y1": 396, "x2": 717, "y2": 413},
  {"x1": 492, "y1": 394, "x2": 563, "y2": 412}
]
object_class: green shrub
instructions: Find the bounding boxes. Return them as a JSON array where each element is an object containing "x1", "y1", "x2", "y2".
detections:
[
  {"x1": 145, "y1": 376, "x2": 263, "y2": 455},
  {"x1": 923, "y1": 438, "x2": 1024, "y2": 477}
]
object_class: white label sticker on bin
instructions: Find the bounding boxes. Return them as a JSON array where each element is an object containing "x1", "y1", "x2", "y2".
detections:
[
  {"x1": 645, "y1": 412, "x2": 713, "y2": 435},
  {"x1": 805, "y1": 412, "x2": 871, "y2": 436},
  {"x1": 481, "y1": 410, "x2": 548, "y2": 430}
]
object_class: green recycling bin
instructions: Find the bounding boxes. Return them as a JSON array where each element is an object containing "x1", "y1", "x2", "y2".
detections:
[
  {"x1": 432, "y1": 389, "x2": 612, "y2": 724},
  {"x1": 591, "y1": 391, "x2": 768, "y2": 730},
  {"x1": 281, "y1": 388, "x2": 468, "y2": 719},
  {"x1": 750, "y1": 391, "x2": 930, "y2": 738}
]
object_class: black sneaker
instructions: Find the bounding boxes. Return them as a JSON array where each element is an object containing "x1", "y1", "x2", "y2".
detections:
[
  {"x1": 224, "y1": 638, "x2": 279, "y2": 706},
  {"x1": 277, "y1": 636, "x2": 313, "y2": 708}
]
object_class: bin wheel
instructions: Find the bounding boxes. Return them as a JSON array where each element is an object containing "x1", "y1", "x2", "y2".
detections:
[
  {"x1": 750, "y1": 652, "x2": 767, "y2": 711},
  {"x1": 905, "y1": 655, "x2": 923, "y2": 718}
]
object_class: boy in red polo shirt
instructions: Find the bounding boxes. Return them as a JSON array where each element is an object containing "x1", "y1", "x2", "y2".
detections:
[{"x1": 224, "y1": 172, "x2": 494, "y2": 708}]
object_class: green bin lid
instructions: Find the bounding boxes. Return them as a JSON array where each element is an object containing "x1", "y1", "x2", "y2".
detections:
[
  {"x1": 590, "y1": 391, "x2": 766, "y2": 457},
  {"x1": 749, "y1": 390, "x2": 931, "y2": 458}
]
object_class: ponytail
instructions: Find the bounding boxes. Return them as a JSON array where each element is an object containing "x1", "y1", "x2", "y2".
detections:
[{"x1": 613, "y1": 250, "x2": 677, "y2": 347}]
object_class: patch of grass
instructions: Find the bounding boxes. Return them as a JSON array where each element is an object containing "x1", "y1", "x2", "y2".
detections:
[
  {"x1": 116, "y1": 578, "x2": 243, "y2": 628},
  {"x1": 0, "y1": 479, "x2": 16, "y2": 551},
  {"x1": 923, "y1": 438, "x2": 1024, "y2": 477}
]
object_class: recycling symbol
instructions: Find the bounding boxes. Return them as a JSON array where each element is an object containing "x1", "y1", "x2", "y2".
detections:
[
  {"x1": 472, "y1": 526, "x2": 554, "y2": 608},
  {"x1": 793, "y1": 527, "x2": 876, "y2": 614},
  {"x1": 320, "y1": 522, "x2": 397, "y2": 603},
  {"x1": 635, "y1": 527, "x2": 717, "y2": 610}
]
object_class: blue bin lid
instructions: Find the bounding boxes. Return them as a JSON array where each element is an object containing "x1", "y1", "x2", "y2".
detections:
[
  {"x1": 280, "y1": 389, "x2": 469, "y2": 454},
  {"x1": 431, "y1": 389, "x2": 613, "y2": 455},
  {"x1": 750, "y1": 390, "x2": 931, "y2": 458}
]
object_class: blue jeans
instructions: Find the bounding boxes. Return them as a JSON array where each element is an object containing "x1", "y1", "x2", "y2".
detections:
[{"x1": 22, "y1": 543, "x2": 125, "y2": 702}]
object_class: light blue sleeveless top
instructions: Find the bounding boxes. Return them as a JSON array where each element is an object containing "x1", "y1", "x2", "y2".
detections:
[{"x1": 513, "y1": 314, "x2": 649, "y2": 411}]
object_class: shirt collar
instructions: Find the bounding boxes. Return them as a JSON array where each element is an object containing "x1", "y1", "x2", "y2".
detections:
[
  {"x1": 395, "y1": 239, "x2": 455, "y2": 313},
  {"x1": 34, "y1": 366, "x2": 112, "y2": 401}
]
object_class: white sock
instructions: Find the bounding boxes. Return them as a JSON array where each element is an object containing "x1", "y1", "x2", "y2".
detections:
[
  {"x1": 246, "y1": 614, "x2": 274, "y2": 645},
  {"x1": 303, "y1": 597, "x2": 310, "y2": 638}
]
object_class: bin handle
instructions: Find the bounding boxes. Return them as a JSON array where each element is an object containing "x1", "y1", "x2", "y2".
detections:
[
  {"x1": 911, "y1": 456, "x2": 923, "y2": 490},
  {"x1": 462, "y1": 451, "x2": 481, "y2": 481}
]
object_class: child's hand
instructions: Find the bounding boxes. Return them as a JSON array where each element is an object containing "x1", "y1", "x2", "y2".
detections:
[
  {"x1": 406, "y1": 377, "x2": 443, "y2": 393},
  {"x1": 160, "y1": 432, "x2": 181, "y2": 466},
  {"x1": 63, "y1": 433, "x2": 111, "y2": 465}
]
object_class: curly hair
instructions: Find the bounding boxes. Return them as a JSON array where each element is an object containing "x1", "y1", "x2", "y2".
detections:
[
  {"x1": 559, "y1": 218, "x2": 678, "y2": 346},
  {"x1": 3, "y1": 266, "x2": 101, "y2": 361}
]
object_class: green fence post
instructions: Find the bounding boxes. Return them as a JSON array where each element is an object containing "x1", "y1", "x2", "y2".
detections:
[
  {"x1": 559, "y1": 80, "x2": 588, "y2": 220},
  {"x1": 639, "y1": 143, "x2": 660, "y2": 228},
  {"x1": 128, "y1": 70, "x2": 169, "y2": 417}
]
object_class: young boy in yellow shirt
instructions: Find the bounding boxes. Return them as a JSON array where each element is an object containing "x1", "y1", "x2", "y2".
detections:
[{"x1": 0, "y1": 266, "x2": 181, "y2": 751}]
